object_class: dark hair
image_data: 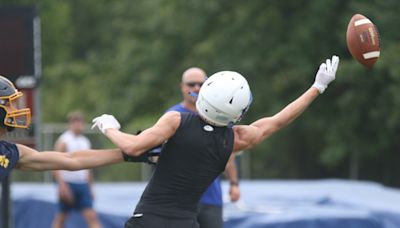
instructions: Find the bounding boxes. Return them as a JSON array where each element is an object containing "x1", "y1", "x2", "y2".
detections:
[{"x1": 67, "y1": 111, "x2": 85, "y2": 123}]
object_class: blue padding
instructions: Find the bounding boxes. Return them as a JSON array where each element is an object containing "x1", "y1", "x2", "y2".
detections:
[
  {"x1": 221, "y1": 180, "x2": 400, "y2": 228},
  {"x1": 13, "y1": 199, "x2": 127, "y2": 228},
  {"x1": 10, "y1": 180, "x2": 400, "y2": 228}
]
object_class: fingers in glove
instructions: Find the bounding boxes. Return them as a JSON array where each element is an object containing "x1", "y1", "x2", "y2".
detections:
[
  {"x1": 92, "y1": 117, "x2": 100, "y2": 123},
  {"x1": 91, "y1": 122, "x2": 99, "y2": 130},
  {"x1": 319, "y1": 63, "x2": 327, "y2": 71},
  {"x1": 332, "y1": 55, "x2": 339, "y2": 72},
  {"x1": 326, "y1": 59, "x2": 332, "y2": 72}
]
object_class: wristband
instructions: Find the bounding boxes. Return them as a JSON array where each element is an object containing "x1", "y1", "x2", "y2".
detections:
[{"x1": 230, "y1": 181, "x2": 239, "y2": 186}]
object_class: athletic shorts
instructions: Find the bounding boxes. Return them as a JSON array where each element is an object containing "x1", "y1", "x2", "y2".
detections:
[
  {"x1": 124, "y1": 213, "x2": 199, "y2": 228},
  {"x1": 197, "y1": 203, "x2": 223, "y2": 228},
  {"x1": 58, "y1": 182, "x2": 93, "y2": 212}
]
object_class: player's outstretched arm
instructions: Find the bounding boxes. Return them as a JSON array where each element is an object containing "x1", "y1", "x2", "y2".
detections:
[
  {"x1": 233, "y1": 56, "x2": 339, "y2": 152},
  {"x1": 92, "y1": 111, "x2": 180, "y2": 156},
  {"x1": 251, "y1": 87, "x2": 320, "y2": 139},
  {"x1": 16, "y1": 144, "x2": 124, "y2": 171}
]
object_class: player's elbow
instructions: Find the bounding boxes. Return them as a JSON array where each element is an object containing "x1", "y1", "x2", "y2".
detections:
[
  {"x1": 120, "y1": 145, "x2": 141, "y2": 157},
  {"x1": 64, "y1": 161, "x2": 83, "y2": 171},
  {"x1": 118, "y1": 136, "x2": 154, "y2": 157},
  {"x1": 61, "y1": 154, "x2": 83, "y2": 171}
]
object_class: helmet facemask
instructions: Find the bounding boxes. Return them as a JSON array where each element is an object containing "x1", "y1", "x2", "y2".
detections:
[{"x1": 0, "y1": 91, "x2": 31, "y2": 129}]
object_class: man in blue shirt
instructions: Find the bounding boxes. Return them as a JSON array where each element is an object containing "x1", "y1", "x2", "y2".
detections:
[{"x1": 166, "y1": 67, "x2": 240, "y2": 228}]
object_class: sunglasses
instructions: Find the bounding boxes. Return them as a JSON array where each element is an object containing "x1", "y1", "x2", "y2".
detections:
[{"x1": 185, "y1": 82, "x2": 204, "y2": 87}]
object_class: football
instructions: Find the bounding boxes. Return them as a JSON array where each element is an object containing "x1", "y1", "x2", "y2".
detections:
[{"x1": 346, "y1": 14, "x2": 380, "y2": 68}]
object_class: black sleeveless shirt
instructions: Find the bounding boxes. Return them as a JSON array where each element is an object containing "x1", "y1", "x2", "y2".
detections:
[{"x1": 135, "y1": 112, "x2": 234, "y2": 218}]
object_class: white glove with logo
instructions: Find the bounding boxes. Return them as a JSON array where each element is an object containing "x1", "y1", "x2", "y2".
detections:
[
  {"x1": 91, "y1": 114, "x2": 121, "y2": 134},
  {"x1": 312, "y1": 55, "x2": 339, "y2": 93}
]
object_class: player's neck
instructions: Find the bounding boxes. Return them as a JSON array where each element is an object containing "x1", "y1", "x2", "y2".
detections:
[
  {"x1": 181, "y1": 101, "x2": 197, "y2": 113},
  {"x1": 68, "y1": 128, "x2": 83, "y2": 136}
]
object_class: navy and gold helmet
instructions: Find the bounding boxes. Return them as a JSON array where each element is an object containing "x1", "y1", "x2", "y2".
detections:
[{"x1": 0, "y1": 76, "x2": 31, "y2": 129}]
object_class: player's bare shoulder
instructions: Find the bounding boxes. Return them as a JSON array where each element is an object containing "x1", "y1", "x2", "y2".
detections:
[
  {"x1": 16, "y1": 144, "x2": 36, "y2": 158},
  {"x1": 232, "y1": 125, "x2": 262, "y2": 152},
  {"x1": 147, "y1": 111, "x2": 181, "y2": 141},
  {"x1": 159, "y1": 111, "x2": 181, "y2": 129},
  {"x1": 14, "y1": 144, "x2": 36, "y2": 168}
]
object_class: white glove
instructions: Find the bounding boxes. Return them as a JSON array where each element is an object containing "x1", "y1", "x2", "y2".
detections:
[
  {"x1": 91, "y1": 114, "x2": 121, "y2": 134},
  {"x1": 312, "y1": 55, "x2": 339, "y2": 93}
]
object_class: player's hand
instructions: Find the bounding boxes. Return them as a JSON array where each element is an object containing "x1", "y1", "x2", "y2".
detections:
[
  {"x1": 91, "y1": 114, "x2": 121, "y2": 134},
  {"x1": 312, "y1": 55, "x2": 339, "y2": 93},
  {"x1": 59, "y1": 181, "x2": 74, "y2": 206},
  {"x1": 91, "y1": 189, "x2": 96, "y2": 200},
  {"x1": 229, "y1": 184, "x2": 240, "y2": 202}
]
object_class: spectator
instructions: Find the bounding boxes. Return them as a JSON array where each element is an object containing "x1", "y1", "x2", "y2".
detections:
[{"x1": 52, "y1": 111, "x2": 101, "y2": 228}]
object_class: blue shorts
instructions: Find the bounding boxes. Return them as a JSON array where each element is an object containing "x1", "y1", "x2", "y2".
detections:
[{"x1": 58, "y1": 182, "x2": 93, "y2": 212}]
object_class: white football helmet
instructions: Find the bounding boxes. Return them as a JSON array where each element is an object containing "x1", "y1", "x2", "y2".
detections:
[{"x1": 196, "y1": 71, "x2": 252, "y2": 127}]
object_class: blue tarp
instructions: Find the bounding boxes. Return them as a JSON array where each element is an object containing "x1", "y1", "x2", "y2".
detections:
[{"x1": 10, "y1": 180, "x2": 400, "y2": 228}]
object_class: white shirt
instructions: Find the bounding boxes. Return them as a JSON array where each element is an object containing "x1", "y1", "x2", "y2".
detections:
[{"x1": 58, "y1": 130, "x2": 91, "y2": 183}]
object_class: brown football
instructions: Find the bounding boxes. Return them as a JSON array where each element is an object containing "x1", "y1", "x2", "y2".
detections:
[{"x1": 346, "y1": 14, "x2": 380, "y2": 68}]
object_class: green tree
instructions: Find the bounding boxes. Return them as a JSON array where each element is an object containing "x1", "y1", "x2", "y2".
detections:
[{"x1": 2, "y1": 0, "x2": 400, "y2": 185}]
